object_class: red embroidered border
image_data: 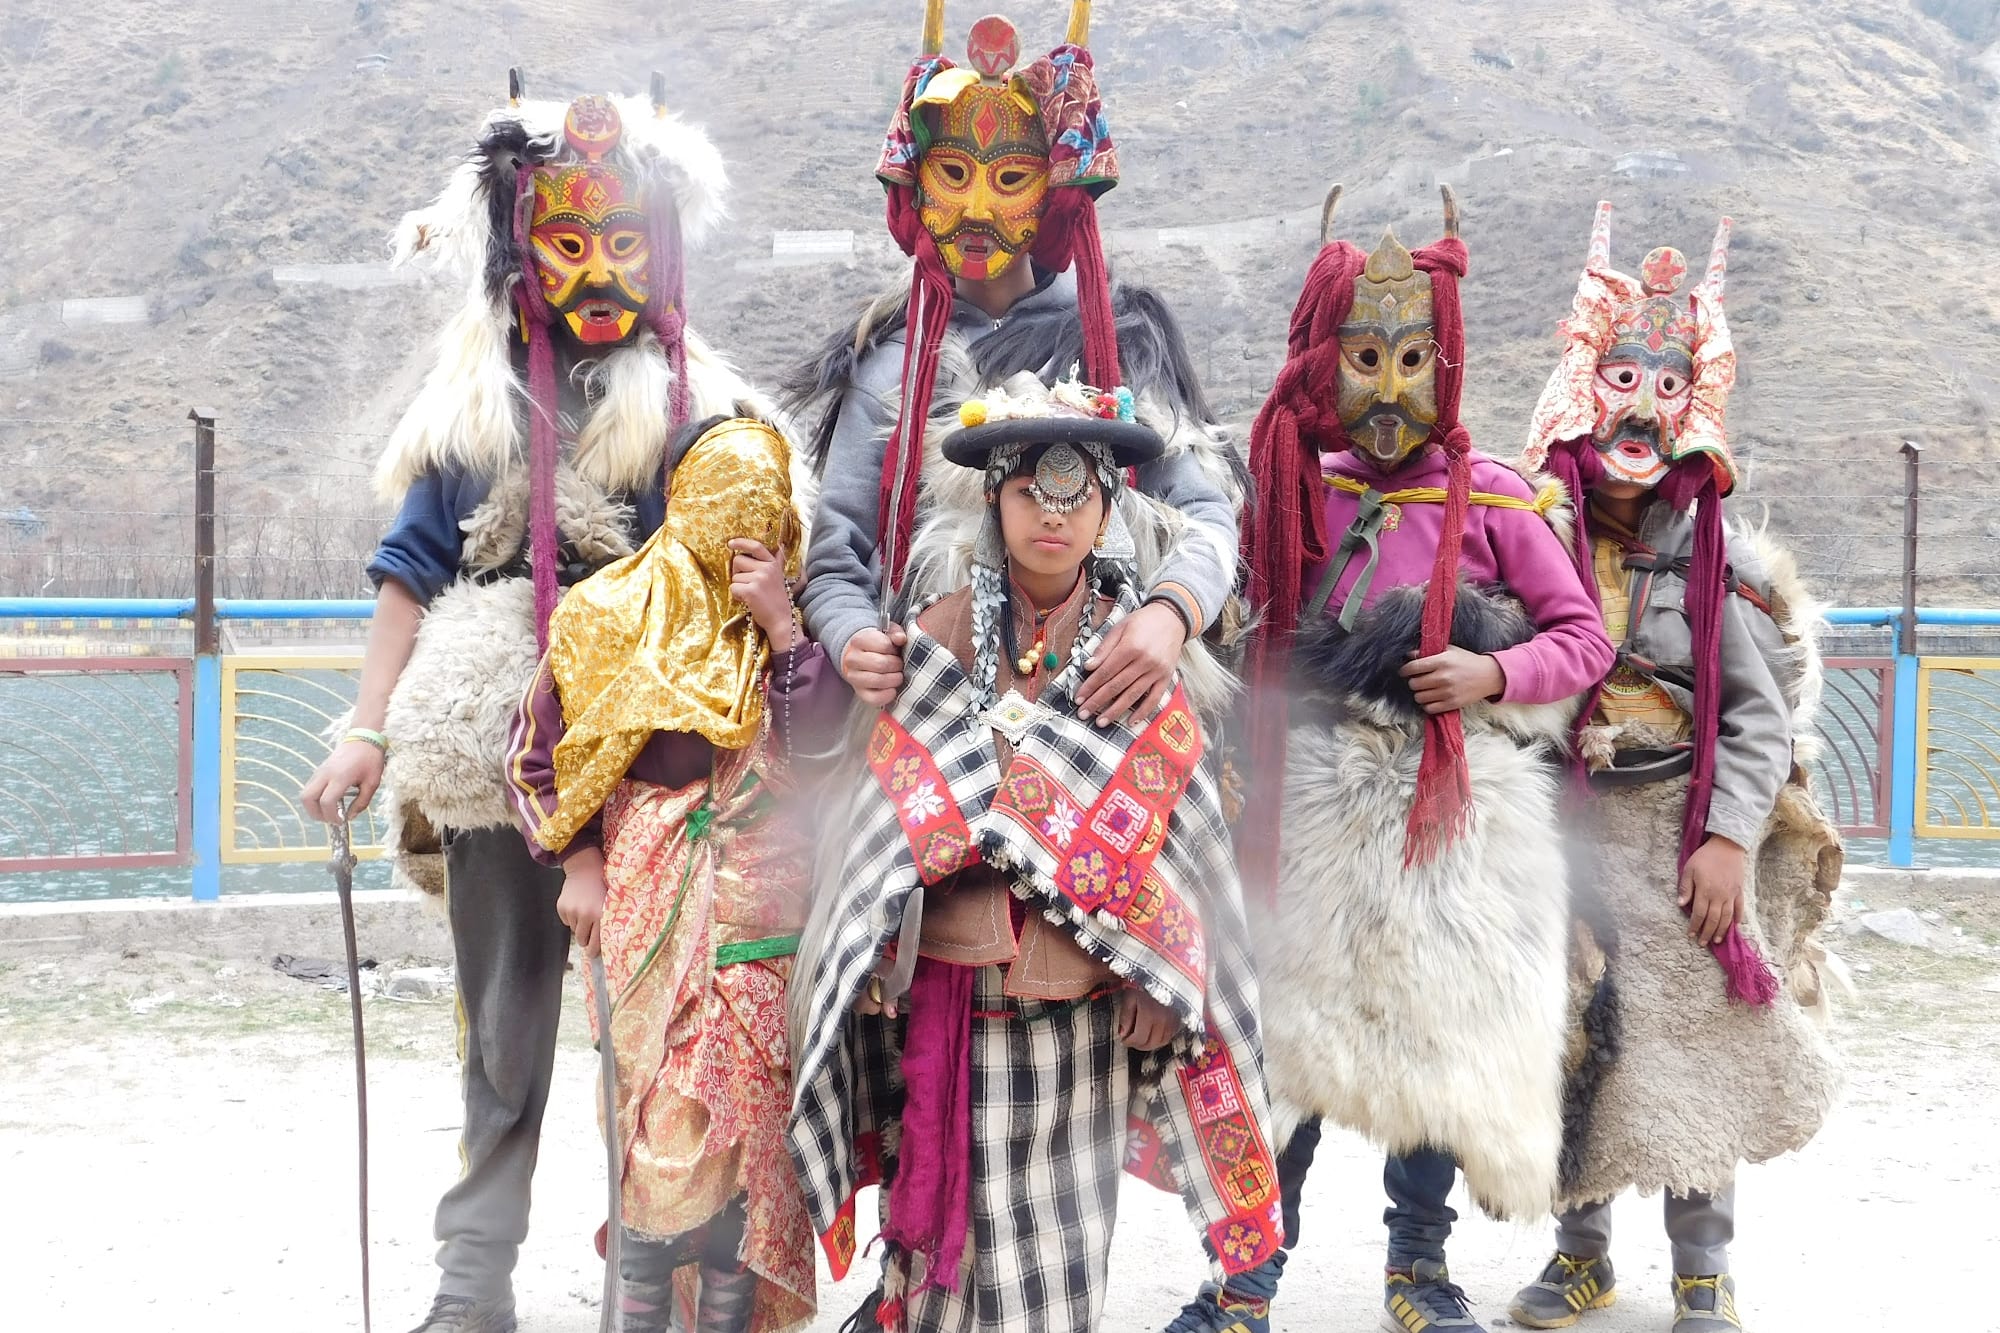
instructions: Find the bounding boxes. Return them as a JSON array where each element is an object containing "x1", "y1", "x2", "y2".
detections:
[
  {"x1": 867, "y1": 714, "x2": 975, "y2": 885},
  {"x1": 989, "y1": 687, "x2": 1208, "y2": 982},
  {"x1": 1178, "y1": 1030, "x2": 1283, "y2": 1275}
]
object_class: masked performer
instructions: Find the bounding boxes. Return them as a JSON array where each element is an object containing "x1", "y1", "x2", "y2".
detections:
[
  {"x1": 1161, "y1": 189, "x2": 1617, "y2": 1333},
  {"x1": 786, "y1": 375, "x2": 1283, "y2": 1333},
  {"x1": 299, "y1": 81, "x2": 775, "y2": 1333},
  {"x1": 505, "y1": 417, "x2": 846, "y2": 1333},
  {"x1": 784, "y1": 0, "x2": 1243, "y2": 736},
  {"x1": 1502, "y1": 204, "x2": 1842, "y2": 1333}
]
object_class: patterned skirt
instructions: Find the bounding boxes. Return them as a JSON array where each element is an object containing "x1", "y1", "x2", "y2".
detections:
[
  {"x1": 593, "y1": 776, "x2": 814, "y2": 1333},
  {"x1": 884, "y1": 965, "x2": 1132, "y2": 1333}
]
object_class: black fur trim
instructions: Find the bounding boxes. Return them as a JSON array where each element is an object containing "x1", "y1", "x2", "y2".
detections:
[
  {"x1": 1290, "y1": 581, "x2": 1537, "y2": 720},
  {"x1": 469, "y1": 117, "x2": 557, "y2": 310},
  {"x1": 778, "y1": 275, "x2": 1222, "y2": 477},
  {"x1": 1557, "y1": 965, "x2": 1621, "y2": 1194}
]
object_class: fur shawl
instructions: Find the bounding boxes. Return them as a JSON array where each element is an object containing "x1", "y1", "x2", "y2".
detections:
[{"x1": 1254, "y1": 583, "x2": 1583, "y2": 1220}]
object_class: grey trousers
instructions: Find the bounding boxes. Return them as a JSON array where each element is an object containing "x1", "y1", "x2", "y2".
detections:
[
  {"x1": 1556, "y1": 1183, "x2": 1735, "y2": 1277},
  {"x1": 433, "y1": 825, "x2": 570, "y2": 1301}
]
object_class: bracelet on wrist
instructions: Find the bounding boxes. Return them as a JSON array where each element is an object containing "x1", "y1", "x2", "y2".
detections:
[
  {"x1": 342, "y1": 728, "x2": 389, "y2": 753},
  {"x1": 1144, "y1": 588, "x2": 1201, "y2": 639}
]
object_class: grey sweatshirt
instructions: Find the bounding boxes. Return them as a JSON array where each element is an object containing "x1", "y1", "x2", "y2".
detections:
[
  {"x1": 1611, "y1": 503, "x2": 1798, "y2": 850},
  {"x1": 799, "y1": 269, "x2": 1239, "y2": 668}
]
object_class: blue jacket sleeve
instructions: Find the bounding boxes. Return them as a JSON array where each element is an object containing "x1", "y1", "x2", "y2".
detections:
[{"x1": 364, "y1": 468, "x2": 489, "y2": 606}]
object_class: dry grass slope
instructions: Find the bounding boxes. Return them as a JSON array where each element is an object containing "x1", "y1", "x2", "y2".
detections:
[{"x1": 0, "y1": 0, "x2": 1993, "y2": 602}]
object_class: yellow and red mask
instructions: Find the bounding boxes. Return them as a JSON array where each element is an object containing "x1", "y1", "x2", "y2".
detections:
[
  {"x1": 528, "y1": 97, "x2": 649, "y2": 346},
  {"x1": 913, "y1": 17, "x2": 1050, "y2": 281}
]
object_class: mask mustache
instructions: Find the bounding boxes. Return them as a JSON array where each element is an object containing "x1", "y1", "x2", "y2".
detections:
[
  {"x1": 1343, "y1": 402, "x2": 1432, "y2": 453},
  {"x1": 560, "y1": 283, "x2": 646, "y2": 315},
  {"x1": 941, "y1": 219, "x2": 1027, "y2": 255}
]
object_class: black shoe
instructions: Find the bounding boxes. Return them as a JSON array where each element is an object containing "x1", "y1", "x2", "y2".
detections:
[{"x1": 406, "y1": 1293, "x2": 518, "y2": 1333}]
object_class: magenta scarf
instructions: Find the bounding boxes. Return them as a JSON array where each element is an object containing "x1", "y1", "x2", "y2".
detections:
[{"x1": 881, "y1": 955, "x2": 975, "y2": 1297}]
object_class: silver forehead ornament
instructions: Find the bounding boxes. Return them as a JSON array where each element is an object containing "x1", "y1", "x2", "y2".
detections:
[{"x1": 1026, "y1": 443, "x2": 1092, "y2": 513}]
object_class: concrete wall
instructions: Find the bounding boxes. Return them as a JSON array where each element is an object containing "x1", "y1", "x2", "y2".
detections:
[{"x1": 0, "y1": 890, "x2": 451, "y2": 962}]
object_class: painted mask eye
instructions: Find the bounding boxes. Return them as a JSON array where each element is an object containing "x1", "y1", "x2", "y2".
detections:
[
  {"x1": 996, "y1": 166, "x2": 1033, "y2": 191},
  {"x1": 552, "y1": 234, "x2": 586, "y2": 260},
  {"x1": 606, "y1": 231, "x2": 644, "y2": 260},
  {"x1": 1659, "y1": 373, "x2": 1683, "y2": 395},
  {"x1": 936, "y1": 159, "x2": 970, "y2": 188},
  {"x1": 1401, "y1": 346, "x2": 1424, "y2": 370},
  {"x1": 1357, "y1": 347, "x2": 1381, "y2": 370},
  {"x1": 1610, "y1": 366, "x2": 1639, "y2": 389}
]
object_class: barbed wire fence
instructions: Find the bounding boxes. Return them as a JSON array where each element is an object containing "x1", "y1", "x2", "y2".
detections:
[{"x1": 0, "y1": 412, "x2": 1994, "y2": 614}]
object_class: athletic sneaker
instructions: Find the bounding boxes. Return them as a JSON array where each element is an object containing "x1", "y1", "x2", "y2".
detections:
[
  {"x1": 1672, "y1": 1274, "x2": 1744, "y2": 1332},
  {"x1": 1160, "y1": 1280, "x2": 1271, "y2": 1333},
  {"x1": 1381, "y1": 1258, "x2": 1486, "y2": 1332},
  {"x1": 406, "y1": 1293, "x2": 518, "y2": 1333},
  {"x1": 1508, "y1": 1252, "x2": 1618, "y2": 1328}
]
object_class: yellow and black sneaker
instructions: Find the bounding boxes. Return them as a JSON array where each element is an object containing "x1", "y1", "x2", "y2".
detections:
[
  {"x1": 1672, "y1": 1274, "x2": 1744, "y2": 1332},
  {"x1": 1382, "y1": 1259, "x2": 1486, "y2": 1332},
  {"x1": 1508, "y1": 1252, "x2": 1618, "y2": 1328}
]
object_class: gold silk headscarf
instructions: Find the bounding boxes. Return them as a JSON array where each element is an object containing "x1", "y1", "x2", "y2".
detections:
[{"x1": 538, "y1": 418, "x2": 800, "y2": 854}]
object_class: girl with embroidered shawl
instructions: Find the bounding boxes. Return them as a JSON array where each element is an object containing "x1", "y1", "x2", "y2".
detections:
[
  {"x1": 506, "y1": 417, "x2": 847, "y2": 1333},
  {"x1": 786, "y1": 374, "x2": 1284, "y2": 1333}
]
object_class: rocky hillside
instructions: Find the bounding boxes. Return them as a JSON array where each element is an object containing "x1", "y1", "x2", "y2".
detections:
[{"x1": 1, "y1": 0, "x2": 1995, "y2": 605}]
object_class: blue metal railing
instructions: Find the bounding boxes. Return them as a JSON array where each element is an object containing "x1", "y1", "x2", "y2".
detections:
[{"x1": 3, "y1": 598, "x2": 1999, "y2": 896}]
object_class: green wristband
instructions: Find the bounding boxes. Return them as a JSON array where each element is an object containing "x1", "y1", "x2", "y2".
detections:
[{"x1": 342, "y1": 728, "x2": 389, "y2": 753}]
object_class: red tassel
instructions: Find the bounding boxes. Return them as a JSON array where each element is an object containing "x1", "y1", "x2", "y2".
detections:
[
  {"x1": 1235, "y1": 242, "x2": 1368, "y2": 907},
  {"x1": 513, "y1": 163, "x2": 561, "y2": 651},
  {"x1": 877, "y1": 185, "x2": 955, "y2": 594},
  {"x1": 1712, "y1": 925, "x2": 1781, "y2": 1005},
  {"x1": 1402, "y1": 429, "x2": 1476, "y2": 865},
  {"x1": 1046, "y1": 191, "x2": 1123, "y2": 389},
  {"x1": 1660, "y1": 463, "x2": 1780, "y2": 1006},
  {"x1": 642, "y1": 188, "x2": 693, "y2": 433}
]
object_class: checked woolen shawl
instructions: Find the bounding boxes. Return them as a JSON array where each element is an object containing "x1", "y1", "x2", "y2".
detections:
[{"x1": 785, "y1": 597, "x2": 1285, "y2": 1282}]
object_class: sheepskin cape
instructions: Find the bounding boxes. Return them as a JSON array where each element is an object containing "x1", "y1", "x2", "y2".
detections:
[
  {"x1": 1254, "y1": 582, "x2": 1583, "y2": 1222},
  {"x1": 1560, "y1": 529, "x2": 1843, "y2": 1207}
]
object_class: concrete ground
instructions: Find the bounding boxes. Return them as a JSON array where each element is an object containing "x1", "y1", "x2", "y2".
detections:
[{"x1": 5, "y1": 877, "x2": 1997, "y2": 1333}]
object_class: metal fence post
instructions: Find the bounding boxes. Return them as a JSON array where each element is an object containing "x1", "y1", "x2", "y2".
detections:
[
  {"x1": 190, "y1": 409, "x2": 222, "y2": 901},
  {"x1": 1887, "y1": 441, "x2": 1921, "y2": 868}
]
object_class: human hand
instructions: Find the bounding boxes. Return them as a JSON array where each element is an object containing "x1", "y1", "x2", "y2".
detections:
[
  {"x1": 1399, "y1": 647, "x2": 1506, "y2": 715},
  {"x1": 1679, "y1": 835, "x2": 1747, "y2": 947},
  {"x1": 851, "y1": 968, "x2": 900, "y2": 1020},
  {"x1": 841, "y1": 625, "x2": 908, "y2": 707},
  {"x1": 557, "y1": 849, "x2": 609, "y2": 957},
  {"x1": 1078, "y1": 602, "x2": 1188, "y2": 728},
  {"x1": 728, "y1": 539, "x2": 796, "y2": 650},
  {"x1": 300, "y1": 741, "x2": 387, "y2": 823},
  {"x1": 1115, "y1": 985, "x2": 1179, "y2": 1051}
]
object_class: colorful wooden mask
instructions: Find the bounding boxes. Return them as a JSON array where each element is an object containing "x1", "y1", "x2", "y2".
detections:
[
  {"x1": 528, "y1": 97, "x2": 650, "y2": 346},
  {"x1": 1591, "y1": 237, "x2": 1703, "y2": 487},
  {"x1": 913, "y1": 15, "x2": 1051, "y2": 281},
  {"x1": 1336, "y1": 228, "x2": 1441, "y2": 470},
  {"x1": 1526, "y1": 202, "x2": 1737, "y2": 494}
]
